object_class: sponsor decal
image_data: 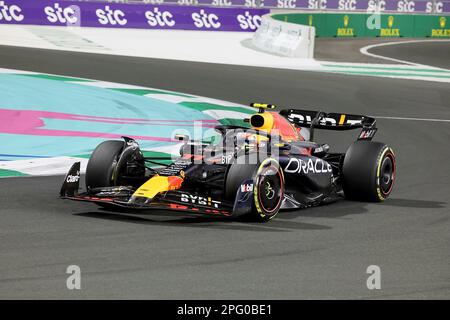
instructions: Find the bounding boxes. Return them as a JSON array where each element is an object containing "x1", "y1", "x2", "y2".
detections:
[
  {"x1": 367, "y1": 0, "x2": 386, "y2": 12},
  {"x1": 145, "y1": 7, "x2": 175, "y2": 27},
  {"x1": 160, "y1": 159, "x2": 190, "y2": 176},
  {"x1": 237, "y1": 11, "x2": 262, "y2": 30},
  {"x1": 337, "y1": 14, "x2": 354, "y2": 36},
  {"x1": 397, "y1": 0, "x2": 415, "y2": 12},
  {"x1": 96, "y1": 6, "x2": 127, "y2": 26},
  {"x1": 177, "y1": 0, "x2": 199, "y2": 5},
  {"x1": 96, "y1": 186, "x2": 131, "y2": 197},
  {"x1": 277, "y1": 0, "x2": 297, "y2": 9},
  {"x1": 180, "y1": 193, "x2": 221, "y2": 208},
  {"x1": 284, "y1": 158, "x2": 332, "y2": 174},
  {"x1": 191, "y1": 9, "x2": 221, "y2": 29},
  {"x1": 380, "y1": 15, "x2": 400, "y2": 36},
  {"x1": 308, "y1": 0, "x2": 328, "y2": 10},
  {"x1": 66, "y1": 171, "x2": 80, "y2": 183},
  {"x1": 426, "y1": 1, "x2": 443, "y2": 13},
  {"x1": 245, "y1": 0, "x2": 265, "y2": 8},
  {"x1": 313, "y1": 146, "x2": 324, "y2": 154},
  {"x1": 0, "y1": 0, "x2": 24, "y2": 22},
  {"x1": 287, "y1": 113, "x2": 361, "y2": 126},
  {"x1": 240, "y1": 183, "x2": 254, "y2": 193},
  {"x1": 431, "y1": 16, "x2": 450, "y2": 37},
  {"x1": 338, "y1": 0, "x2": 357, "y2": 11},
  {"x1": 44, "y1": 3, "x2": 78, "y2": 24},
  {"x1": 359, "y1": 128, "x2": 376, "y2": 140},
  {"x1": 221, "y1": 154, "x2": 233, "y2": 164},
  {"x1": 79, "y1": 196, "x2": 113, "y2": 201},
  {"x1": 212, "y1": 0, "x2": 233, "y2": 6}
]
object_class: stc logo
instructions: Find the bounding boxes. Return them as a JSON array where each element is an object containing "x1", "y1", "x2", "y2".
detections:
[
  {"x1": 212, "y1": 0, "x2": 232, "y2": 5},
  {"x1": 426, "y1": 1, "x2": 444, "y2": 13},
  {"x1": 191, "y1": 9, "x2": 221, "y2": 29},
  {"x1": 277, "y1": 0, "x2": 297, "y2": 9},
  {"x1": 338, "y1": 0, "x2": 357, "y2": 11},
  {"x1": 96, "y1": 6, "x2": 127, "y2": 26},
  {"x1": 145, "y1": 8, "x2": 175, "y2": 27},
  {"x1": 44, "y1": 3, "x2": 78, "y2": 24},
  {"x1": 0, "y1": 1, "x2": 24, "y2": 22},
  {"x1": 367, "y1": 0, "x2": 386, "y2": 11},
  {"x1": 397, "y1": 0, "x2": 415, "y2": 12},
  {"x1": 237, "y1": 11, "x2": 262, "y2": 31},
  {"x1": 245, "y1": 0, "x2": 265, "y2": 7},
  {"x1": 308, "y1": 0, "x2": 327, "y2": 10}
]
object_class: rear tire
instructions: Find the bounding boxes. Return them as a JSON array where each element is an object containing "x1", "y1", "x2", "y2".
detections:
[
  {"x1": 225, "y1": 157, "x2": 284, "y2": 222},
  {"x1": 342, "y1": 141, "x2": 396, "y2": 202},
  {"x1": 86, "y1": 140, "x2": 124, "y2": 190}
]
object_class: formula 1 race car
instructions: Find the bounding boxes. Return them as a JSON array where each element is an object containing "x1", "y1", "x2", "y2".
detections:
[{"x1": 60, "y1": 103, "x2": 396, "y2": 222}]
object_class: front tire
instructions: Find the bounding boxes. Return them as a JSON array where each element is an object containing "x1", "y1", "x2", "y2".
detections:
[
  {"x1": 225, "y1": 157, "x2": 284, "y2": 222},
  {"x1": 342, "y1": 141, "x2": 396, "y2": 202},
  {"x1": 85, "y1": 140, "x2": 124, "y2": 190}
]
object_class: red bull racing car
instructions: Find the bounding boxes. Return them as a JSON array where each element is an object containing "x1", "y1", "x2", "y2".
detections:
[{"x1": 60, "y1": 103, "x2": 396, "y2": 222}]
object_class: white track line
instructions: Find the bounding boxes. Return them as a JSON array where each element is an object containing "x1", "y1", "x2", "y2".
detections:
[
  {"x1": 373, "y1": 116, "x2": 450, "y2": 123},
  {"x1": 360, "y1": 40, "x2": 450, "y2": 71}
]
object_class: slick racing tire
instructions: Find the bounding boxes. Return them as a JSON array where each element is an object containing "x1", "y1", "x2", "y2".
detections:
[
  {"x1": 85, "y1": 140, "x2": 124, "y2": 190},
  {"x1": 342, "y1": 141, "x2": 396, "y2": 202},
  {"x1": 226, "y1": 157, "x2": 284, "y2": 222}
]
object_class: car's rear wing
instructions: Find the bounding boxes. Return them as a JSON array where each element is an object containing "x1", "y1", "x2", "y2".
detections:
[{"x1": 279, "y1": 109, "x2": 377, "y2": 141}]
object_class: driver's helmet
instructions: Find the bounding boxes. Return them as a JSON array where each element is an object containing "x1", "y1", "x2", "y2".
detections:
[{"x1": 249, "y1": 112, "x2": 307, "y2": 142}]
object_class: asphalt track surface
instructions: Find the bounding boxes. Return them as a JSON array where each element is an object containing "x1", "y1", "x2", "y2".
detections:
[
  {"x1": 0, "y1": 43, "x2": 449, "y2": 299},
  {"x1": 315, "y1": 38, "x2": 404, "y2": 63},
  {"x1": 368, "y1": 40, "x2": 450, "y2": 69}
]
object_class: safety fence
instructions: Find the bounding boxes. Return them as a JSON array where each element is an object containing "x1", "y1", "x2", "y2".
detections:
[{"x1": 272, "y1": 12, "x2": 450, "y2": 37}]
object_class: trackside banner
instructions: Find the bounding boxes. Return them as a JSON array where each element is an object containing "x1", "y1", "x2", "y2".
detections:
[
  {"x1": 198, "y1": 0, "x2": 450, "y2": 13},
  {"x1": 221, "y1": 0, "x2": 450, "y2": 13},
  {"x1": 0, "y1": 0, "x2": 269, "y2": 31},
  {"x1": 22, "y1": 0, "x2": 450, "y2": 14},
  {"x1": 272, "y1": 12, "x2": 450, "y2": 37}
]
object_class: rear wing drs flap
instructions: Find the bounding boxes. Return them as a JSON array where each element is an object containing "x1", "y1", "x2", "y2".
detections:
[{"x1": 279, "y1": 109, "x2": 377, "y2": 141}]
